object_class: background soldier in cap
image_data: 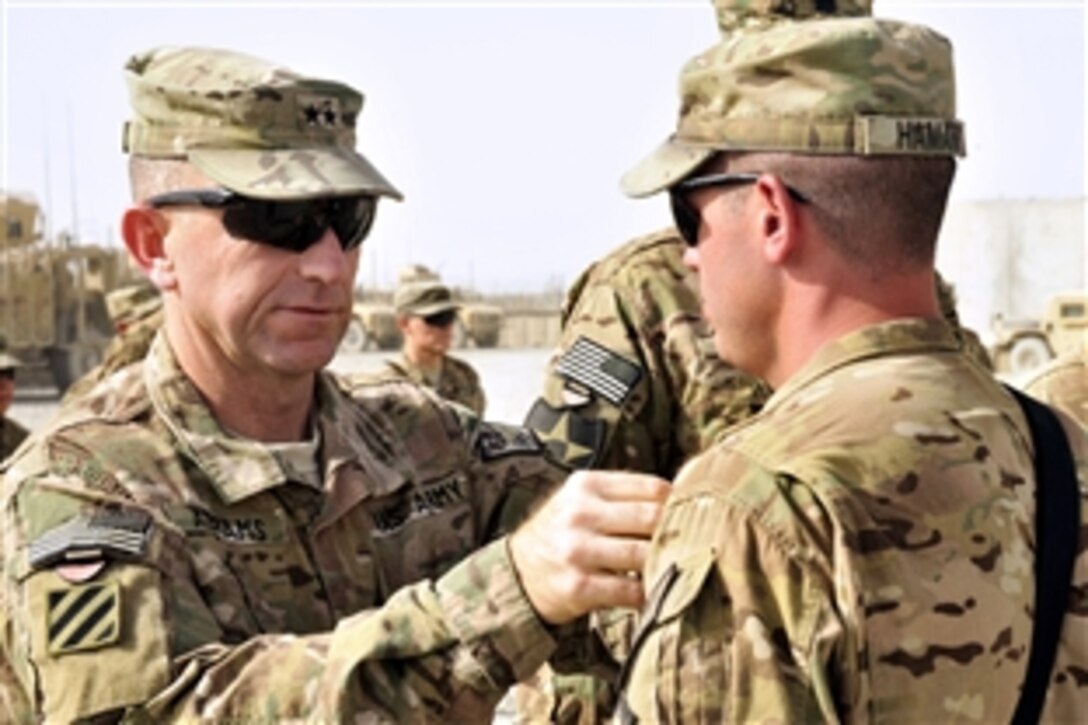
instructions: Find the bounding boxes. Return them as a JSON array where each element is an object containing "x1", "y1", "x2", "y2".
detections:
[
  {"x1": 0, "y1": 341, "x2": 29, "y2": 461},
  {"x1": 386, "y1": 274, "x2": 487, "y2": 415},
  {"x1": 613, "y1": 3, "x2": 1087, "y2": 721},
  {"x1": 61, "y1": 281, "x2": 164, "y2": 403},
  {"x1": 0, "y1": 46, "x2": 668, "y2": 721}
]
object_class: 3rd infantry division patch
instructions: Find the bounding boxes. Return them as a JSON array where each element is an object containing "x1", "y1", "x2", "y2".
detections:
[{"x1": 47, "y1": 581, "x2": 121, "y2": 655}]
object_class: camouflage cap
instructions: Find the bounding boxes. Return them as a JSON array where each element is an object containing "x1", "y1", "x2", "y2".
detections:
[
  {"x1": 122, "y1": 46, "x2": 402, "y2": 201},
  {"x1": 622, "y1": 14, "x2": 965, "y2": 198},
  {"x1": 713, "y1": 0, "x2": 872, "y2": 33},
  {"x1": 394, "y1": 280, "x2": 459, "y2": 317}
]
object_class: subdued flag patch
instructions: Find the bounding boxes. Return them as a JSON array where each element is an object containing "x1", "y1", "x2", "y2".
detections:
[
  {"x1": 555, "y1": 336, "x2": 642, "y2": 406},
  {"x1": 46, "y1": 582, "x2": 121, "y2": 655}
]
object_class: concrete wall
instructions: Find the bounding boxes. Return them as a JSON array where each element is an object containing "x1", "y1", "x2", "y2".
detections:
[{"x1": 936, "y1": 198, "x2": 1086, "y2": 345}]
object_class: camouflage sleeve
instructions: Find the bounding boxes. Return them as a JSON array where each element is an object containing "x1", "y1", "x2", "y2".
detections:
[
  {"x1": 526, "y1": 266, "x2": 663, "y2": 474},
  {"x1": 619, "y1": 461, "x2": 846, "y2": 723},
  {"x1": 1, "y1": 473, "x2": 556, "y2": 722},
  {"x1": 526, "y1": 231, "x2": 766, "y2": 478},
  {"x1": 146, "y1": 539, "x2": 555, "y2": 722}
]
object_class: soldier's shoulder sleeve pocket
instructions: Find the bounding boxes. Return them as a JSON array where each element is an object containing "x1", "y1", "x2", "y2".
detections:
[
  {"x1": 621, "y1": 550, "x2": 717, "y2": 679},
  {"x1": 648, "y1": 550, "x2": 717, "y2": 626}
]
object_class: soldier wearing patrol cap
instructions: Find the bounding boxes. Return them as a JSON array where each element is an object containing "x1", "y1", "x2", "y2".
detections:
[
  {"x1": 61, "y1": 281, "x2": 165, "y2": 404},
  {"x1": 519, "y1": 2, "x2": 991, "y2": 719},
  {"x1": 0, "y1": 46, "x2": 669, "y2": 722},
  {"x1": 0, "y1": 341, "x2": 29, "y2": 461},
  {"x1": 385, "y1": 276, "x2": 487, "y2": 415},
  {"x1": 612, "y1": 2, "x2": 1088, "y2": 722}
]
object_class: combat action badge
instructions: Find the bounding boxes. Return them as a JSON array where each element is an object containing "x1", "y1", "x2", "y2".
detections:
[{"x1": 46, "y1": 581, "x2": 121, "y2": 655}]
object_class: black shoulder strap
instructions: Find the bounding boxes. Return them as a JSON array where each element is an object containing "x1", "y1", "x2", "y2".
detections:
[{"x1": 1005, "y1": 385, "x2": 1080, "y2": 725}]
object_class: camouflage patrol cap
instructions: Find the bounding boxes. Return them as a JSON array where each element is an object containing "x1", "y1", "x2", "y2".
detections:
[
  {"x1": 622, "y1": 14, "x2": 965, "y2": 198},
  {"x1": 394, "y1": 280, "x2": 460, "y2": 317},
  {"x1": 713, "y1": 0, "x2": 872, "y2": 33},
  {"x1": 122, "y1": 46, "x2": 402, "y2": 201}
]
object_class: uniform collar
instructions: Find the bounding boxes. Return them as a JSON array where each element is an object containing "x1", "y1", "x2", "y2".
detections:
[
  {"x1": 764, "y1": 318, "x2": 961, "y2": 414},
  {"x1": 144, "y1": 333, "x2": 405, "y2": 505}
]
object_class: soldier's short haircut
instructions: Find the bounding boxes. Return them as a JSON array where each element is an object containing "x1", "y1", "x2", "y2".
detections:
[{"x1": 722, "y1": 152, "x2": 956, "y2": 273}]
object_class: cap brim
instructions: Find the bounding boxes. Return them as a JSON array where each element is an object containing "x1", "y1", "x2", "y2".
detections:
[
  {"x1": 407, "y1": 301, "x2": 460, "y2": 317},
  {"x1": 620, "y1": 136, "x2": 717, "y2": 198},
  {"x1": 189, "y1": 146, "x2": 403, "y2": 201}
]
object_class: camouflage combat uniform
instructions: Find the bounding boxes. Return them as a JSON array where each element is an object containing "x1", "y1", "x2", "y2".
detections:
[
  {"x1": 619, "y1": 320, "x2": 1088, "y2": 722},
  {"x1": 384, "y1": 352, "x2": 487, "y2": 416},
  {"x1": 517, "y1": 246, "x2": 985, "y2": 723},
  {"x1": 1022, "y1": 344, "x2": 1088, "y2": 428},
  {"x1": 0, "y1": 417, "x2": 28, "y2": 461},
  {"x1": 526, "y1": 228, "x2": 768, "y2": 477},
  {"x1": 516, "y1": 230, "x2": 767, "y2": 722},
  {"x1": 612, "y1": 3, "x2": 1087, "y2": 722},
  {"x1": 0, "y1": 333, "x2": 566, "y2": 721}
]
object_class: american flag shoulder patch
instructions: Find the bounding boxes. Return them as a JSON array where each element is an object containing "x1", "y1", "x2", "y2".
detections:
[
  {"x1": 555, "y1": 336, "x2": 642, "y2": 406},
  {"x1": 28, "y1": 510, "x2": 151, "y2": 570},
  {"x1": 46, "y1": 581, "x2": 121, "y2": 655}
]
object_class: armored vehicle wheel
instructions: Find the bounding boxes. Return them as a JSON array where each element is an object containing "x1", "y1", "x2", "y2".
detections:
[
  {"x1": 339, "y1": 318, "x2": 369, "y2": 353},
  {"x1": 1008, "y1": 335, "x2": 1052, "y2": 375}
]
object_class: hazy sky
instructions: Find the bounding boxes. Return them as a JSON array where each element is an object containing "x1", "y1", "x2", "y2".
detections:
[{"x1": 1, "y1": 0, "x2": 1084, "y2": 292}]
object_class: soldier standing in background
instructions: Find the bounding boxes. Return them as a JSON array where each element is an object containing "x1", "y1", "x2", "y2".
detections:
[
  {"x1": 0, "y1": 46, "x2": 668, "y2": 722},
  {"x1": 0, "y1": 344, "x2": 29, "y2": 460},
  {"x1": 614, "y1": 1, "x2": 1086, "y2": 720},
  {"x1": 61, "y1": 281, "x2": 164, "y2": 403},
  {"x1": 525, "y1": 228, "x2": 768, "y2": 476},
  {"x1": 385, "y1": 276, "x2": 487, "y2": 415}
]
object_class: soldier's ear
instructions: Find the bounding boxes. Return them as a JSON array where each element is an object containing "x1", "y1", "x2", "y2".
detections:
[
  {"x1": 122, "y1": 207, "x2": 175, "y2": 290},
  {"x1": 753, "y1": 174, "x2": 801, "y2": 266}
]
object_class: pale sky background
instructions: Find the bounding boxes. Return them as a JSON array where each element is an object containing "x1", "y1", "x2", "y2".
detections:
[{"x1": 1, "y1": 0, "x2": 1084, "y2": 294}]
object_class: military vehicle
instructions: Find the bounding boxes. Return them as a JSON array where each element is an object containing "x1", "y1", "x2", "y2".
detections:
[
  {"x1": 991, "y1": 291, "x2": 1087, "y2": 375},
  {"x1": 458, "y1": 303, "x2": 502, "y2": 348},
  {"x1": 1, "y1": 193, "x2": 140, "y2": 391},
  {"x1": 395, "y1": 264, "x2": 504, "y2": 349},
  {"x1": 340, "y1": 302, "x2": 401, "y2": 352}
]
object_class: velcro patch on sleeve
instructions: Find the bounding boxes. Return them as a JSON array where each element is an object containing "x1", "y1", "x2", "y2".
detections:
[
  {"x1": 555, "y1": 336, "x2": 642, "y2": 406},
  {"x1": 46, "y1": 581, "x2": 121, "y2": 655},
  {"x1": 524, "y1": 398, "x2": 606, "y2": 470},
  {"x1": 474, "y1": 422, "x2": 544, "y2": 461},
  {"x1": 28, "y1": 510, "x2": 151, "y2": 570}
]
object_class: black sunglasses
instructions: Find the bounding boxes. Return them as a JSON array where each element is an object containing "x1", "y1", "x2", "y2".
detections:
[
  {"x1": 422, "y1": 310, "x2": 458, "y2": 328},
  {"x1": 669, "y1": 172, "x2": 809, "y2": 248},
  {"x1": 146, "y1": 188, "x2": 378, "y2": 253}
]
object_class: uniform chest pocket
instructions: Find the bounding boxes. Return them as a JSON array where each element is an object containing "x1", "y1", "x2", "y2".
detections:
[
  {"x1": 619, "y1": 550, "x2": 727, "y2": 724},
  {"x1": 366, "y1": 474, "x2": 478, "y2": 594},
  {"x1": 170, "y1": 506, "x2": 330, "y2": 638}
]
